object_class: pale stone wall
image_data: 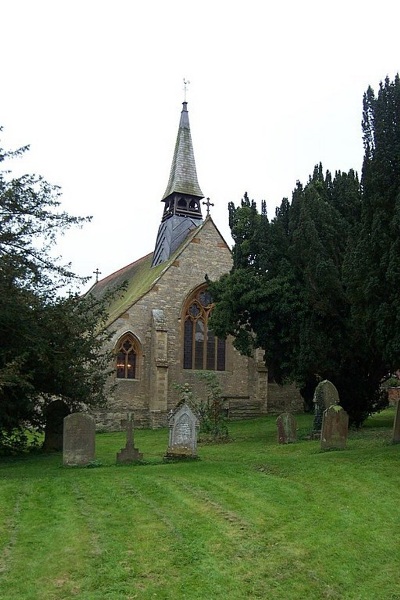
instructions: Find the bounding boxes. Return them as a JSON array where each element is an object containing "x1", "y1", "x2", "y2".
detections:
[{"x1": 93, "y1": 220, "x2": 302, "y2": 430}]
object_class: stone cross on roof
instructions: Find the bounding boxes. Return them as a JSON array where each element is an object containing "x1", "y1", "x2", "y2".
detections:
[
  {"x1": 202, "y1": 197, "x2": 214, "y2": 216},
  {"x1": 93, "y1": 268, "x2": 102, "y2": 283}
]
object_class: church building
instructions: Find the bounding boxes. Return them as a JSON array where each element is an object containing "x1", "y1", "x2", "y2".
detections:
[{"x1": 89, "y1": 101, "x2": 302, "y2": 430}]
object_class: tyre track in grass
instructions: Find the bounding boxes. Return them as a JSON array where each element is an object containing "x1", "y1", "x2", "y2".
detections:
[
  {"x1": 65, "y1": 474, "x2": 184, "y2": 596},
  {"x1": 0, "y1": 484, "x2": 25, "y2": 575},
  {"x1": 124, "y1": 473, "x2": 262, "y2": 569},
  {"x1": 0, "y1": 477, "x2": 95, "y2": 600}
]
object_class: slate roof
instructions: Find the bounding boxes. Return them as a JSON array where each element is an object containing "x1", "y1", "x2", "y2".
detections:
[
  {"x1": 162, "y1": 101, "x2": 204, "y2": 200},
  {"x1": 152, "y1": 214, "x2": 202, "y2": 267}
]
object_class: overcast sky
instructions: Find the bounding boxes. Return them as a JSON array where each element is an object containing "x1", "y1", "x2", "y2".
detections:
[{"x1": 2, "y1": 0, "x2": 399, "y2": 291}]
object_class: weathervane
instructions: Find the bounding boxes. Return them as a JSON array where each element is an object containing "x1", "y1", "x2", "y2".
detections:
[
  {"x1": 183, "y1": 78, "x2": 190, "y2": 101},
  {"x1": 202, "y1": 197, "x2": 214, "y2": 217}
]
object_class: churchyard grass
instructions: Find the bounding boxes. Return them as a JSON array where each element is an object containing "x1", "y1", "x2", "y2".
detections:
[{"x1": 1, "y1": 409, "x2": 400, "y2": 600}]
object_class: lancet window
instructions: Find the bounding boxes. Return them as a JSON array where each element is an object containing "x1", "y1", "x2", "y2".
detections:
[{"x1": 115, "y1": 333, "x2": 140, "y2": 379}]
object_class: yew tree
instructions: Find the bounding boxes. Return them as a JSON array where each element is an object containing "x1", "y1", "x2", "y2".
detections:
[
  {"x1": 0, "y1": 132, "x2": 116, "y2": 451},
  {"x1": 345, "y1": 75, "x2": 400, "y2": 377},
  {"x1": 210, "y1": 76, "x2": 400, "y2": 425},
  {"x1": 210, "y1": 170, "x2": 372, "y2": 423}
]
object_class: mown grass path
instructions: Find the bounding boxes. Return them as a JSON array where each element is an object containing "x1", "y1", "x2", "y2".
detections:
[{"x1": 1, "y1": 411, "x2": 400, "y2": 599}]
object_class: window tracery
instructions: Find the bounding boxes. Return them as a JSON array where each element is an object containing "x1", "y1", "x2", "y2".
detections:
[
  {"x1": 183, "y1": 287, "x2": 225, "y2": 371},
  {"x1": 115, "y1": 333, "x2": 140, "y2": 379}
]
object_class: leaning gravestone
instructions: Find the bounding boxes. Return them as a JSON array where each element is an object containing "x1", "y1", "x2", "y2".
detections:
[
  {"x1": 116, "y1": 412, "x2": 143, "y2": 464},
  {"x1": 313, "y1": 379, "x2": 340, "y2": 433},
  {"x1": 276, "y1": 412, "x2": 297, "y2": 444},
  {"x1": 63, "y1": 413, "x2": 96, "y2": 466},
  {"x1": 321, "y1": 405, "x2": 349, "y2": 450},
  {"x1": 165, "y1": 403, "x2": 200, "y2": 460},
  {"x1": 392, "y1": 401, "x2": 400, "y2": 443}
]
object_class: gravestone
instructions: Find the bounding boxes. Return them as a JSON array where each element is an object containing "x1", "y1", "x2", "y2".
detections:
[
  {"x1": 392, "y1": 401, "x2": 400, "y2": 443},
  {"x1": 321, "y1": 405, "x2": 349, "y2": 450},
  {"x1": 276, "y1": 412, "x2": 297, "y2": 444},
  {"x1": 42, "y1": 400, "x2": 70, "y2": 452},
  {"x1": 165, "y1": 403, "x2": 200, "y2": 459},
  {"x1": 116, "y1": 412, "x2": 143, "y2": 463},
  {"x1": 63, "y1": 412, "x2": 96, "y2": 466},
  {"x1": 313, "y1": 379, "x2": 340, "y2": 433}
]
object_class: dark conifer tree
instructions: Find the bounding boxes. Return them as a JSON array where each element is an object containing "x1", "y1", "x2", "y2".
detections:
[
  {"x1": 0, "y1": 131, "x2": 119, "y2": 451},
  {"x1": 344, "y1": 74, "x2": 400, "y2": 412}
]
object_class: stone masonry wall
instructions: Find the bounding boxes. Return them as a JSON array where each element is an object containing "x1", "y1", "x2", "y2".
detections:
[{"x1": 96, "y1": 219, "x2": 298, "y2": 430}]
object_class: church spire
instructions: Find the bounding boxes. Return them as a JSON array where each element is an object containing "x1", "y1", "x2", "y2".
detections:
[
  {"x1": 161, "y1": 102, "x2": 204, "y2": 201},
  {"x1": 152, "y1": 101, "x2": 204, "y2": 267}
]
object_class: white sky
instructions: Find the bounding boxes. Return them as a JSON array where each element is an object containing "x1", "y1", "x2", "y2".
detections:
[{"x1": 2, "y1": 0, "x2": 399, "y2": 292}]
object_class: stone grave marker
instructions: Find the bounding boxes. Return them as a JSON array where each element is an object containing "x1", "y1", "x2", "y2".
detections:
[
  {"x1": 276, "y1": 412, "x2": 297, "y2": 444},
  {"x1": 313, "y1": 379, "x2": 340, "y2": 433},
  {"x1": 321, "y1": 405, "x2": 349, "y2": 450},
  {"x1": 392, "y1": 401, "x2": 400, "y2": 443},
  {"x1": 165, "y1": 403, "x2": 200, "y2": 460},
  {"x1": 63, "y1": 412, "x2": 96, "y2": 466},
  {"x1": 116, "y1": 412, "x2": 143, "y2": 463},
  {"x1": 42, "y1": 400, "x2": 70, "y2": 452}
]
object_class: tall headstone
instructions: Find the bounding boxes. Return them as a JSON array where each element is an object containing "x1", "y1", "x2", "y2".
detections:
[
  {"x1": 321, "y1": 405, "x2": 349, "y2": 450},
  {"x1": 42, "y1": 400, "x2": 70, "y2": 452},
  {"x1": 313, "y1": 379, "x2": 340, "y2": 433},
  {"x1": 116, "y1": 412, "x2": 143, "y2": 463},
  {"x1": 165, "y1": 403, "x2": 200, "y2": 459},
  {"x1": 276, "y1": 412, "x2": 297, "y2": 444},
  {"x1": 392, "y1": 401, "x2": 400, "y2": 443},
  {"x1": 63, "y1": 413, "x2": 96, "y2": 466}
]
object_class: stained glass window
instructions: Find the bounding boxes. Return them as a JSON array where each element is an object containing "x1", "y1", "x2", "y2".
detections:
[
  {"x1": 115, "y1": 334, "x2": 139, "y2": 379},
  {"x1": 183, "y1": 286, "x2": 225, "y2": 371}
]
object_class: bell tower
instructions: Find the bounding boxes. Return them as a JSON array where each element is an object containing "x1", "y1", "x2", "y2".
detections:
[{"x1": 152, "y1": 101, "x2": 204, "y2": 266}]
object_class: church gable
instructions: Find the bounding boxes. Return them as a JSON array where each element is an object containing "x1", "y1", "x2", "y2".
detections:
[
  {"x1": 166, "y1": 216, "x2": 231, "y2": 281},
  {"x1": 90, "y1": 217, "x2": 231, "y2": 329}
]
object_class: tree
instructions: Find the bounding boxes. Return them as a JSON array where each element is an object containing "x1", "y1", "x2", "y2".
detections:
[
  {"x1": 0, "y1": 131, "x2": 118, "y2": 451},
  {"x1": 209, "y1": 166, "x2": 384, "y2": 426},
  {"x1": 0, "y1": 138, "x2": 88, "y2": 293},
  {"x1": 210, "y1": 75, "x2": 400, "y2": 426},
  {"x1": 346, "y1": 75, "x2": 400, "y2": 371}
]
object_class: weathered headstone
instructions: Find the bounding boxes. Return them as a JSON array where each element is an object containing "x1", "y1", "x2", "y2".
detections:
[
  {"x1": 42, "y1": 400, "x2": 70, "y2": 452},
  {"x1": 276, "y1": 412, "x2": 297, "y2": 444},
  {"x1": 116, "y1": 412, "x2": 143, "y2": 463},
  {"x1": 165, "y1": 403, "x2": 199, "y2": 459},
  {"x1": 321, "y1": 405, "x2": 349, "y2": 450},
  {"x1": 63, "y1": 412, "x2": 96, "y2": 466},
  {"x1": 392, "y1": 401, "x2": 400, "y2": 443},
  {"x1": 313, "y1": 379, "x2": 340, "y2": 433}
]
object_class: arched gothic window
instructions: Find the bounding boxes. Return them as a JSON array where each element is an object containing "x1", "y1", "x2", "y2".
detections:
[
  {"x1": 115, "y1": 333, "x2": 140, "y2": 379},
  {"x1": 183, "y1": 287, "x2": 226, "y2": 371}
]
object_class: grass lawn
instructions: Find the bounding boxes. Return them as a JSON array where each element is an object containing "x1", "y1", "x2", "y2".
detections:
[{"x1": 1, "y1": 409, "x2": 400, "y2": 600}]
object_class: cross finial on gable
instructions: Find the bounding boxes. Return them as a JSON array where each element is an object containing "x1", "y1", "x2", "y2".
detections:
[
  {"x1": 93, "y1": 268, "x2": 102, "y2": 283},
  {"x1": 202, "y1": 197, "x2": 214, "y2": 217}
]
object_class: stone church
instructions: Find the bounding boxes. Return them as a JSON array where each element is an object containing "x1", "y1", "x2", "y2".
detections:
[{"x1": 89, "y1": 101, "x2": 302, "y2": 430}]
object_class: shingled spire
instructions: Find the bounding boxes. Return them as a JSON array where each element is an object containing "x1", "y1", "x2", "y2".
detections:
[{"x1": 152, "y1": 102, "x2": 204, "y2": 267}]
